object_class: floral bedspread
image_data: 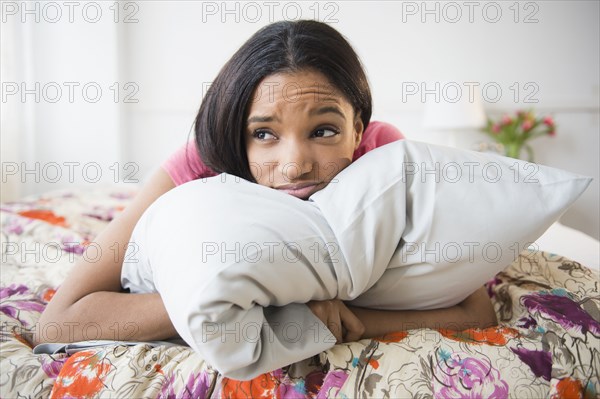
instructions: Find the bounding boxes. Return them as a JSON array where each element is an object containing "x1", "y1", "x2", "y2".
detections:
[{"x1": 1, "y1": 187, "x2": 599, "y2": 398}]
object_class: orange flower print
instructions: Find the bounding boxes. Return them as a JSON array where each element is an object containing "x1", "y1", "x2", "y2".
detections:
[
  {"x1": 42, "y1": 288, "x2": 56, "y2": 303},
  {"x1": 50, "y1": 350, "x2": 113, "y2": 398},
  {"x1": 439, "y1": 326, "x2": 519, "y2": 346},
  {"x1": 552, "y1": 377, "x2": 597, "y2": 399},
  {"x1": 373, "y1": 330, "x2": 409, "y2": 343},
  {"x1": 18, "y1": 210, "x2": 68, "y2": 227},
  {"x1": 221, "y1": 372, "x2": 278, "y2": 398}
]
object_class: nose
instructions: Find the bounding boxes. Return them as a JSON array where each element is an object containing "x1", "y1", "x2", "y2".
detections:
[{"x1": 279, "y1": 140, "x2": 314, "y2": 182}]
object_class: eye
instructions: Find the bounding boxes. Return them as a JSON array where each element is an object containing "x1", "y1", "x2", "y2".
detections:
[
  {"x1": 313, "y1": 127, "x2": 339, "y2": 138},
  {"x1": 253, "y1": 130, "x2": 277, "y2": 140}
]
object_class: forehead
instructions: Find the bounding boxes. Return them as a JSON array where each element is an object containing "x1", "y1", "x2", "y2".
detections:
[{"x1": 249, "y1": 70, "x2": 349, "y2": 109}]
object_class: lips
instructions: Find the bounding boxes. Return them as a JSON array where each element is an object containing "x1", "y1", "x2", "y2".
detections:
[{"x1": 276, "y1": 182, "x2": 323, "y2": 199}]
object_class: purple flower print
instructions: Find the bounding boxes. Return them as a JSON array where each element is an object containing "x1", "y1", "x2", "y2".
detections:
[
  {"x1": 517, "y1": 316, "x2": 538, "y2": 330},
  {"x1": 41, "y1": 355, "x2": 67, "y2": 379},
  {"x1": 270, "y1": 368, "x2": 306, "y2": 399},
  {"x1": 304, "y1": 369, "x2": 327, "y2": 397},
  {"x1": 159, "y1": 371, "x2": 210, "y2": 399},
  {"x1": 110, "y1": 191, "x2": 134, "y2": 200},
  {"x1": 0, "y1": 284, "x2": 29, "y2": 299},
  {"x1": 433, "y1": 349, "x2": 509, "y2": 398},
  {"x1": 158, "y1": 373, "x2": 176, "y2": 398},
  {"x1": 277, "y1": 380, "x2": 308, "y2": 399},
  {"x1": 181, "y1": 371, "x2": 210, "y2": 399},
  {"x1": 485, "y1": 277, "x2": 502, "y2": 298},
  {"x1": 0, "y1": 284, "x2": 45, "y2": 325},
  {"x1": 61, "y1": 239, "x2": 86, "y2": 255},
  {"x1": 317, "y1": 370, "x2": 349, "y2": 399},
  {"x1": 510, "y1": 347, "x2": 552, "y2": 381},
  {"x1": 521, "y1": 290, "x2": 600, "y2": 336},
  {"x1": 5, "y1": 217, "x2": 26, "y2": 234},
  {"x1": 84, "y1": 206, "x2": 118, "y2": 222}
]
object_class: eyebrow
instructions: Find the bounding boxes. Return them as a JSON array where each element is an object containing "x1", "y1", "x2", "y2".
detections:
[
  {"x1": 247, "y1": 115, "x2": 279, "y2": 124},
  {"x1": 309, "y1": 106, "x2": 346, "y2": 120},
  {"x1": 246, "y1": 106, "x2": 346, "y2": 125}
]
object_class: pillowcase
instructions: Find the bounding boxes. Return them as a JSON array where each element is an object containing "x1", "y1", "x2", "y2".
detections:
[
  {"x1": 122, "y1": 175, "x2": 351, "y2": 380},
  {"x1": 309, "y1": 140, "x2": 592, "y2": 309},
  {"x1": 121, "y1": 140, "x2": 591, "y2": 380}
]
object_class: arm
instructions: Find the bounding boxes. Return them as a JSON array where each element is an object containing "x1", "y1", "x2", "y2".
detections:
[
  {"x1": 346, "y1": 286, "x2": 498, "y2": 340},
  {"x1": 307, "y1": 286, "x2": 497, "y2": 343},
  {"x1": 34, "y1": 168, "x2": 178, "y2": 344}
]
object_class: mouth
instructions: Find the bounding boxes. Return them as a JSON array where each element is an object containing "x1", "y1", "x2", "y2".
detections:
[{"x1": 276, "y1": 182, "x2": 324, "y2": 199}]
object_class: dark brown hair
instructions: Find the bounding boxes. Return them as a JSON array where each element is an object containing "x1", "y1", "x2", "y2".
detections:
[{"x1": 194, "y1": 20, "x2": 372, "y2": 182}]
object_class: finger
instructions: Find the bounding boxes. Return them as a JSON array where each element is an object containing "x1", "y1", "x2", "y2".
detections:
[
  {"x1": 328, "y1": 312, "x2": 343, "y2": 344},
  {"x1": 339, "y1": 305, "x2": 365, "y2": 342},
  {"x1": 307, "y1": 301, "x2": 342, "y2": 344}
]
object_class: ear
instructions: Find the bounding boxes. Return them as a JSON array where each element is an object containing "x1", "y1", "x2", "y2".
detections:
[{"x1": 353, "y1": 114, "x2": 364, "y2": 150}]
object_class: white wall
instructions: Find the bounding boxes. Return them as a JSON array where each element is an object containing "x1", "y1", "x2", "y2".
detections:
[
  {"x1": 2, "y1": 1, "x2": 598, "y2": 239},
  {"x1": 1, "y1": 1, "x2": 121, "y2": 197}
]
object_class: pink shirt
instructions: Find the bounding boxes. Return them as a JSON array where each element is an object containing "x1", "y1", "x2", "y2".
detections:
[{"x1": 162, "y1": 121, "x2": 405, "y2": 186}]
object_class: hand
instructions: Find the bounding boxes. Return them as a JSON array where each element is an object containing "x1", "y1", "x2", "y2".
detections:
[{"x1": 306, "y1": 299, "x2": 365, "y2": 344}]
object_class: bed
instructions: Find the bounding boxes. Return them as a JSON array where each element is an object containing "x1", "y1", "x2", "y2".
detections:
[{"x1": 1, "y1": 186, "x2": 599, "y2": 398}]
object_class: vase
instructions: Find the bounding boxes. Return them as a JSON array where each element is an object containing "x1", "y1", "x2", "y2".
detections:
[
  {"x1": 502, "y1": 142, "x2": 535, "y2": 162},
  {"x1": 504, "y1": 142, "x2": 522, "y2": 159}
]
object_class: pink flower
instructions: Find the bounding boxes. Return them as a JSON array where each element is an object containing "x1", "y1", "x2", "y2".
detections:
[
  {"x1": 521, "y1": 120, "x2": 534, "y2": 131},
  {"x1": 159, "y1": 371, "x2": 211, "y2": 399},
  {"x1": 491, "y1": 124, "x2": 501, "y2": 134},
  {"x1": 501, "y1": 115, "x2": 512, "y2": 126},
  {"x1": 41, "y1": 356, "x2": 67, "y2": 379},
  {"x1": 543, "y1": 116, "x2": 555, "y2": 127},
  {"x1": 317, "y1": 370, "x2": 349, "y2": 399},
  {"x1": 432, "y1": 350, "x2": 509, "y2": 398}
]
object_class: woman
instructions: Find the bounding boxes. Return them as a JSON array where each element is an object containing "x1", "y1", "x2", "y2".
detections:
[{"x1": 36, "y1": 20, "x2": 496, "y2": 346}]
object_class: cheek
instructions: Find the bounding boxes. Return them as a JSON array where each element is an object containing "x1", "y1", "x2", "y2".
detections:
[
  {"x1": 315, "y1": 144, "x2": 354, "y2": 177},
  {"x1": 246, "y1": 147, "x2": 273, "y2": 184},
  {"x1": 336, "y1": 130, "x2": 360, "y2": 158}
]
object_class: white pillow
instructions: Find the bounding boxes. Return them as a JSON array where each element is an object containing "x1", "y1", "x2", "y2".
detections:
[
  {"x1": 122, "y1": 140, "x2": 591, "y2": 380},
  {"x1": 122, "y1": 175, "x2": 347, "y2": 380},
  {"x1": 309, "y1": 140, "x2": 592, "y2": 309}
]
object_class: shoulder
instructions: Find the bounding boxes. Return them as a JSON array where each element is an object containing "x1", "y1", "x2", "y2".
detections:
[
  {"x1": 161, "y1": 141, "x2": 218, "y2": 186},
  {"x1": 353, "y1": 121, "x2": 405, "y2": 161},
  {"x1": 363, "y1": 121, "x2": 405, "y2": 143}
]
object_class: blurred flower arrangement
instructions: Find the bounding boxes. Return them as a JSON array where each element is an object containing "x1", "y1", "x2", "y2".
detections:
[{"x1": 481, "y1": 110, "x2": 556, "y2": 162}]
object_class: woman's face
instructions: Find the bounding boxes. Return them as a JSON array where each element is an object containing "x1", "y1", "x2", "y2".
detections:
[{"x1": 245, "y1": 69, "x2": 364, "y2": 200}]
